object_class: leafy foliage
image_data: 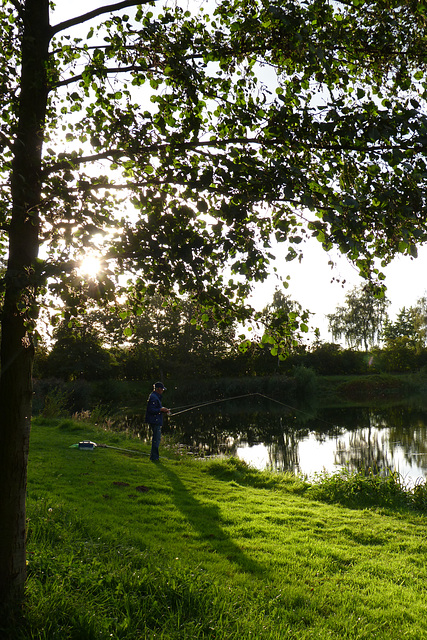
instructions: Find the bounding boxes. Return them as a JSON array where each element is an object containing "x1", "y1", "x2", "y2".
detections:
[
  {"x1": 2, "y1": 0, "x2": 427, "y2": 325},
  {"x1": 259, "y1": 288, "x2": 310, "y2": 358}
]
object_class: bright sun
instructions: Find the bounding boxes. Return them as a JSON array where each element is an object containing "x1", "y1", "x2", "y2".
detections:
[{"x1": 79, "y1": 255, "x2": 101, "y2": 278}]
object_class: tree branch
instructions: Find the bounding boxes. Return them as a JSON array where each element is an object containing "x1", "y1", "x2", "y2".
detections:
[
  {"x1": 68, "y1": 180, "x2": 163, "y2": 192},
  {"x1": 9, "y1": 0, "x2": 24, "y2": 20},
  {"x1": 55, "y1": 65, "x2": 148, "y2": 88},
  {"x1": 0, "y1": 131, "x2": 14, "y2": 152},
  {"x1": 50, "y1": 0, "x2": 155, "y2": 36},
  {"x1": 43, "y1": 136, "x2": 420, "y2": 177}
]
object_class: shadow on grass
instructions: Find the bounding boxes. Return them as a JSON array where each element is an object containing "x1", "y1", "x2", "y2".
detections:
[{"x1": 159, "y1": 463, "x2": 264, "y2": 576}]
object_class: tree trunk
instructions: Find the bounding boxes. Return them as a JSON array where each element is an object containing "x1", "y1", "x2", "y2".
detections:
[{"x1": 0, "y1": 0, "x2": 50, "y2": 607}]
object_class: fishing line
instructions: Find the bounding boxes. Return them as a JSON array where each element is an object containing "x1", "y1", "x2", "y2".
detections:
[
  {"x1": 170, "y1": 393, "x2": 261, "y2": 416},
  {"x1": 170, "y1": 392, "x2": 339, "y2": 429},
  {"x1": 255, "y1": 394, "x2": 341, "y2": 429}
]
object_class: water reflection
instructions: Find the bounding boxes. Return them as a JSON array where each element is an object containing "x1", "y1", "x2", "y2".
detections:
[{"x1": 131, "y1": 396, "x2": 427, "y2": 483}]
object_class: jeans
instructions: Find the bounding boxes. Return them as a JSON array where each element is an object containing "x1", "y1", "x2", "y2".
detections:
[{"x1": 150, "y1": 424, "x2": 161, "y2": 460}]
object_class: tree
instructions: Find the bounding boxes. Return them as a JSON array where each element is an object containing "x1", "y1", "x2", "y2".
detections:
[
  {"x1": 259, "y1": 288, "x2": 309, "y2": 360},
  {"x1": 70, "y1": 295, "x2": 238, "y2": 379},
  {"x1": 381, "y1": 298, "x2": 427, "y2": 352},
  {"x1": 42, "y1": 318, "x2": 112, "y2": 380},
  {"x1": 3, "y1": 0, "x2": 427, "y2": 607},
  {"x1": 327, "y1": 284, "x2": 390, "y2": 350},
  {"x1": 412, "y1": 296, "x2": 427, "y2": 348},
  {"x1": 304, "y1": 342, "x2": 367, "y2": 376},
  {"x1": 382, "y1": 307, "x2": 421, "y2": 348},
  {"x1": 380, "y1": 301, "x2": 427, "y2": 371}
]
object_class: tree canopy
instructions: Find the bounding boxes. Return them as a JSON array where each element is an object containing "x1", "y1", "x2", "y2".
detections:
[
  {"x1": 2, "y1": 0, "x2": 427, "y2": 322},
  {"x1": 3, "y1": 0, "x2": 427, "y2": 608},
  {"x1": 259, "y1": 288, "x2": 310, "y2": 358},
  {"x1": 382, "y1": 297, "x2": 427, "y2": 349},
  {"x1": 41, "y1": 295, "x2": 238, "y2": 380}
]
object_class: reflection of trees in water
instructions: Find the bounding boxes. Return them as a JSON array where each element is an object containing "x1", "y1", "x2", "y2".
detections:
[
  {"x1": 334, "y1": 427, "x2": 392, "y2": 475},
  {"x1": 345, "y1": 405, "x2": 427, "y2": 473},
  {"x1": 329, "y1": 408, "x2": 386, "y2": 474},
  {"x1": 169, "y1": 407, "x2": 301, "y2": 456},
  {"x1": 387, "y1": 407, "x2": 427, "y2": 472},
  {"x1": 265, "y1": 428, "x2": 302, "y2": 473},
  {"x1": 398, "y1": 429, "x2": 427, "y2": 471},
  {"x1": 313, "y1": 405, "x2": 427, "y2": 476}
]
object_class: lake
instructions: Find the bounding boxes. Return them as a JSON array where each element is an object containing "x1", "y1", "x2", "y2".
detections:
[{"x1": 136, "y1": 395, "x2": 427, "y2": 485}]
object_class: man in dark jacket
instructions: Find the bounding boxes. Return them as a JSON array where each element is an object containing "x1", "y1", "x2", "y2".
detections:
[{"x1": 145, "y1": 382, "x2": 170, "y2": 461}]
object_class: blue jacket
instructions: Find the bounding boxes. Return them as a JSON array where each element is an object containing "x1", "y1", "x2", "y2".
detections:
[{"x1": 145, "y1": 390, "x2": 164, "y2": 426}]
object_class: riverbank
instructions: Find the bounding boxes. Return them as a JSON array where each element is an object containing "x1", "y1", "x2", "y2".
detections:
[
  {"x1": 317, "y1": 372, "x2": 427, "y2": 407},
  {"x1": 6, "y1": 417, "x2": 427, "y2": 639}
]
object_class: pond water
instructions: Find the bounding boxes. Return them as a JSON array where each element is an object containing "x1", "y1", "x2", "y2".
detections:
[{"x1": 136, "y1": 395, "x2": 427, "y2": 485}]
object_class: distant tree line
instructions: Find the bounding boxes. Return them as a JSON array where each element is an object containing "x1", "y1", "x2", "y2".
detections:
[
  {"x1": 35, "y1": 295, "x2": 238, "y2": 381},
  {"x1": 34, "y1": 286, "x2": 427, "y2": 381},
  {"x1": 326, "y1": 284, "x2": 427, "y2": 373}
]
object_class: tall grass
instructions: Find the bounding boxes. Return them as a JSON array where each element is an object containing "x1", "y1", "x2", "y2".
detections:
[{"x1": 308, "y1": 467, "x2": 427, "y2": 511}]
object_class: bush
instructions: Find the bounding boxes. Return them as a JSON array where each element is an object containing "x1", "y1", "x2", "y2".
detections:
[
  {"x1": 300, "y1": 344, "x2": 367, "y2": 375},
  {"x1": 308, "y1": 468, "x2": 427, "y2": 512},
  {"x1": 41, "y1": 388, "x2": 70, "y2": 418},
  {"x1": 34, "y1": 379, "x2": 82, "y2": 417},
  {"x1": 292, "y1": 365, "x2": 317, "y2": 401}
]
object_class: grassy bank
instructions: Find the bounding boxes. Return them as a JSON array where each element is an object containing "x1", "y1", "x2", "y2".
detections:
[
  {"x1": 6, "y1": 418, "x2": 427, "y2": 639},
  {"x1": 317, "y1": 373, "x2": 427, "y2": 407}
]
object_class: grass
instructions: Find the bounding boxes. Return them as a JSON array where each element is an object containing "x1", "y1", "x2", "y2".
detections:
[{"x1": 4, "y1": 416, "x2": 427, "y2": 639}]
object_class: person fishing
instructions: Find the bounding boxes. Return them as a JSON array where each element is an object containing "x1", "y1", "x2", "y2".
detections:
[{"x1": 145, "y1": 382, "x2": 170, "y2": 462}]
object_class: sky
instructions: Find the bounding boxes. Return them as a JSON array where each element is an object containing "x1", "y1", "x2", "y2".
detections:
[
  {"x1": 49, "y1": 1, "x2": 427, "y2": 342},
  {"x1": 250, "y1": 238, "x2": 427, "y2": 341}
]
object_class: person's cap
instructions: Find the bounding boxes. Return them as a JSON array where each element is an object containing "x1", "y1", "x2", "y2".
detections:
[{"x1": 154, "y1": 382, "x2": 167, "y2": 390}]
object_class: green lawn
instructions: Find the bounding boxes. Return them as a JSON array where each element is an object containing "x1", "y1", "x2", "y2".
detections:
[{"x1": 9, "y1": 417, "x2": 427, "y2": 639}]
